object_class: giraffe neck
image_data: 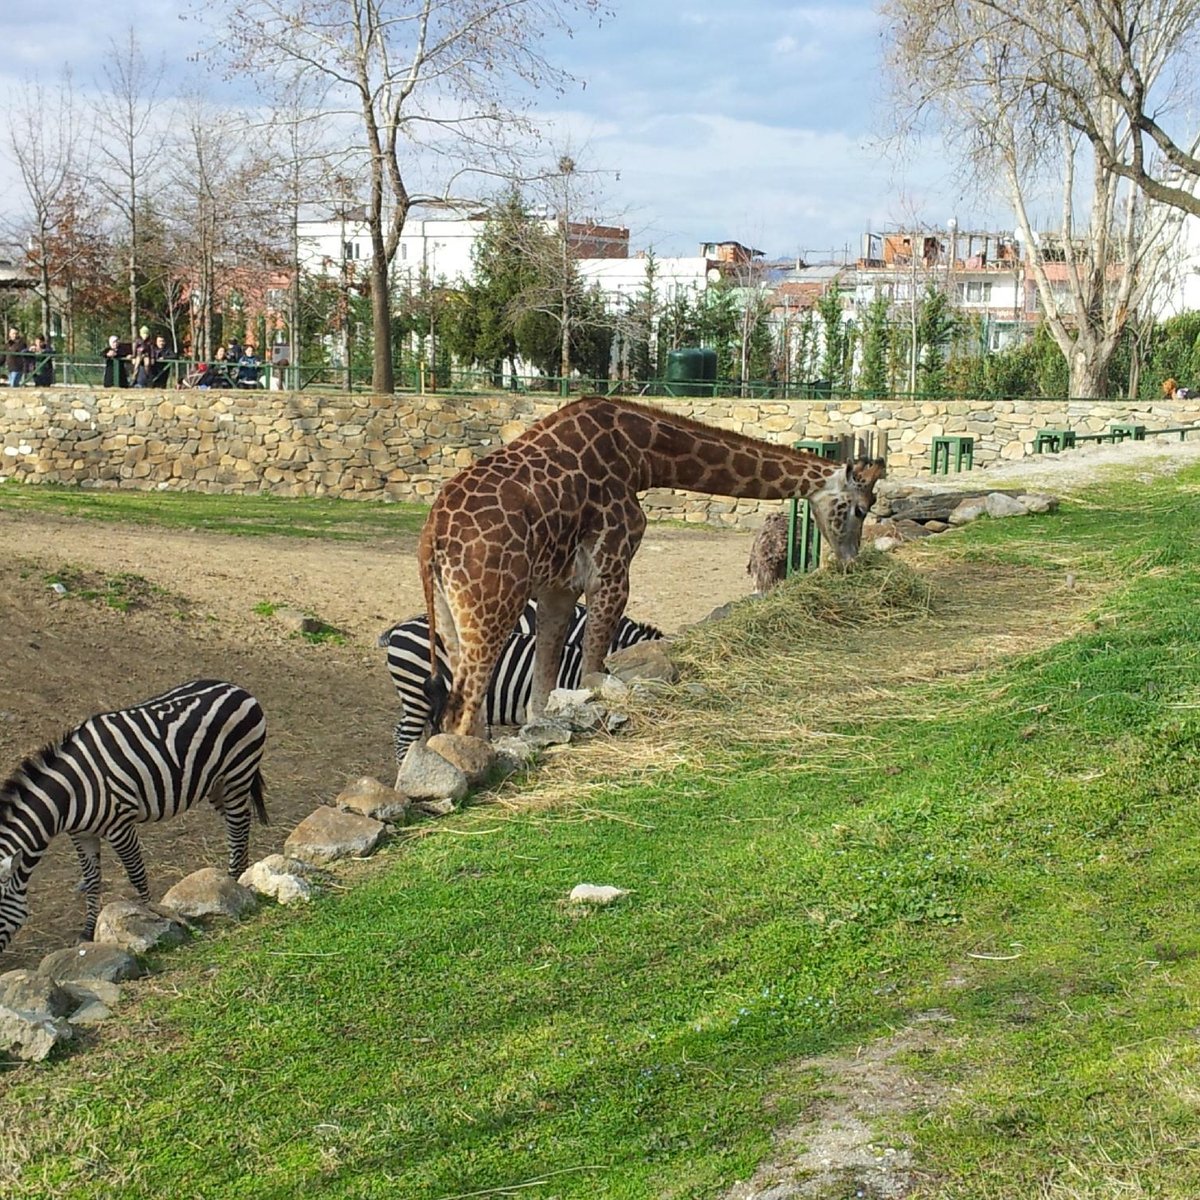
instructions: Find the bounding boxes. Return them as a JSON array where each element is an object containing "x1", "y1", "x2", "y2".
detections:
[{"x1": 638, "y1": 412, "x2": 840, "y2": 499}]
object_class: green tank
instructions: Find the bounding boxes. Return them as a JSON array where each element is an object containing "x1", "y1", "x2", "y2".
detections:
[{"x1": 665, "y1": 347, "x2": 717, "y2": 397}]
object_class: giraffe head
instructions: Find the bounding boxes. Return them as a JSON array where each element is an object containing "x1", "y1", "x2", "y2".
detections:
[{"x1": 807, "y1": 457, "x2": 886, "y2": 564}]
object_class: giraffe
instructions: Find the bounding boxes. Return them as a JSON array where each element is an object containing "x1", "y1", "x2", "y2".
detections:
[{"x1": 417, "y1": 395, "x2": 885, "y2": 741}]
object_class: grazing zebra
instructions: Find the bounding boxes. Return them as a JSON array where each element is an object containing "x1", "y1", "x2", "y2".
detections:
[
  {"x1": 0, "y1": 680, "x2": 267, "y2": 953},
  {"x1": 379, "y1": 601, "x2": 663, "y2": 766}
]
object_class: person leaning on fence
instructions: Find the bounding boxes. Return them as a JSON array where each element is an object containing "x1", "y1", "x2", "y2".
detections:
[
  {"x1": 6, "y1": 327, "x2": 27, "y2": 388},
  {"x1": 103, "y1": 335, "x2": 130, "y2": 388},
  {"x1": 30, "y1": 335, "x2": 54, "y2": 387},
  {"x1": 151, "y1": 334, "x2": 172, "y2": 387},
  {"x1": 236, "y1": 344, "x2": 261, "y2": 388}
]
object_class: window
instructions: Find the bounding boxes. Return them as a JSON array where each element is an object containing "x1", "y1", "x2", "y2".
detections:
[{"x1": 957, "y1": 280, "x2": 993, "y2": 304}]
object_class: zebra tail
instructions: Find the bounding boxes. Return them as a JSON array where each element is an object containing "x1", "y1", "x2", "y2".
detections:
[{"x1": 251, "y1": 769, "x2": 269, "y2": 826}]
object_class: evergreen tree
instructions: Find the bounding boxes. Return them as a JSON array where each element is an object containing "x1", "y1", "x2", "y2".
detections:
[
  {"x1": 915, "y1": 283, "x2": 958, "y2": 396},
  {"x1": 857, "y1": 291, "x2": 892, "y2": 397},
  {"x1": 816, "y1": 285, "x2": 846, "y2": 387}
]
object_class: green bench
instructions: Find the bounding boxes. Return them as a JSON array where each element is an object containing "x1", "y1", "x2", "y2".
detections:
[{"x1": 1034, "y1": 428, "x2": 1076, "y2": 454}]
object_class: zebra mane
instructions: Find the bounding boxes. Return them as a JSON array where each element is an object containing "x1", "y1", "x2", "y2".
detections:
[{"x1": 0, "y1": 738, "x2": 65, "y2": 817}]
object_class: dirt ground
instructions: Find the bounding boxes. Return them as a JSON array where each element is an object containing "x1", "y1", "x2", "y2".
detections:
[
  {"x1": 4, "y1": 433, "x2": 1199, "y2": 971},
  {"x1": 0, "y1": 512, "x2": 757, "y2": 969}
]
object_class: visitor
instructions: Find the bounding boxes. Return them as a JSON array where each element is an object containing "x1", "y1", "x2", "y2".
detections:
[
  {"x1": 30, "y1": 335, "x2": 54, "y2": 387},
  {"x1": 236, "y1": 344, "x2": 261, "y2": 388},
  {"x1": 103, "y1": 335, "x2": 130, "y2": 388},
  {"x1": 6, "y1": 327, "x2": 27, "y2": 388},
  {"x1": 151, "y1": 334, "x2": 172, "y2": 387}
]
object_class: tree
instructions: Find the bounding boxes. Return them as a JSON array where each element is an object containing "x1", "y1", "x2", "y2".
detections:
[
  {"x1": 94, "y1": 30, "x2": 164, "y2": 344},
  {"x1": 915, "y1": 282, "x2": 958, "y2": 396},
  {"x1": 884, "y1": 1, "x2": 1180, "y2": 398},
  {"x1": 5, "y1": 74, "x2": 84, "y2": 341},
  {"x1": 857, "y1": 290, "x2": 892, "y2": 397},
  {"x1": 218, "y1": 0, "x2": 606, "y2": 395},
  {"x1": 816, "y1": 285, "x2": 847, "y2": 386}
]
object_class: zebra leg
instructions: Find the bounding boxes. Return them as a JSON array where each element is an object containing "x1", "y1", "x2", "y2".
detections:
[
  {"x1": 107, "y1": 822, "x2": 151, "y2": 902},
  {"x1": 213, "y1": 781, "x2": 255, "y2": 877},
  {"x1": 69, "y1": 833, "x2": 105, "y2": 942}
]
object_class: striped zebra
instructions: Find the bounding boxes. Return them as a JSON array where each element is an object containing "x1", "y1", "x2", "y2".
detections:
[
  {"x1": 0, "y1": 680, "x2": 267, "y2": 953},
  {"x1": 379, "y1": 601, "x2": 663, "y2": 766}
]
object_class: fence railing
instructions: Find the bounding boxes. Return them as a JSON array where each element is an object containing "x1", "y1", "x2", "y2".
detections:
[{"x1": 1, "y1": 355, "x2": 1194, "y2": 409}]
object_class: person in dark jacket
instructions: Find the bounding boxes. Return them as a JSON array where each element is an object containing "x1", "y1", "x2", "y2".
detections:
[
  {"x1": 6, "y1": 327, "x2": 27, "y2": 387},
  {"x1": 102, "y1": 335, "x2": 129, "y2": 388},
  {"x1": 30, "y1": 335, "x2": 54, "y2": 387}
]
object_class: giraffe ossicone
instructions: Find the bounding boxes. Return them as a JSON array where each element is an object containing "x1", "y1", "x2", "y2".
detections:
[{"x1": 417, "y1": 396, "x2": 884, "y2": 742}]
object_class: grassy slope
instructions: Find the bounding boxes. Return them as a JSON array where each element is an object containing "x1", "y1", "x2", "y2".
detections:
[
  {"x1": 0, "y1": 480, "x2": 428, "y2": 539},
  {"x1": 4, "y1": 471, "x2": 1200, "y2": 1198}
]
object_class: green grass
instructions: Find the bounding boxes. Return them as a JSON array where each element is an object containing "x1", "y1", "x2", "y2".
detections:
[
  {"x1": 0, "y1": 480, "x2": 428, "y2": 540},
  {"x1": 5, "y1": 469, "x2": 1200, "y2": 1197}
]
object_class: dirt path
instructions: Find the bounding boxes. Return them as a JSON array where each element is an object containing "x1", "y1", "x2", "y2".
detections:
[{"x1": 0, "y1": 513, "x2": 757, "y2": 968}]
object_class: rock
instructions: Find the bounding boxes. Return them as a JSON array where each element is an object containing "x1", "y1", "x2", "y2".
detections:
[
  {"x1": 923, "y1": 519, "x2": 949, "y2": 533},
  {"x1": 568, "y1": 884, "x2": 630, "y2": 906},
  {"x1": 272, "y1": 607, "x2": 326, "y2": 635},
  {"x1": 333, "y1": 776, "x2": 411, "y2": 823},
  {"x1": 0, "y1": 970, "x2": 73, "y2": 1018},
  {"x1": 68, "y1": 1001, "x2": 112, "y2": 1026},
  {"x1": 39, "y1": 943, "x2": 144, "y2": 984},
  {"x1": 93, "y1": 901, "x2": 189, "y2": 954},
  {"x1": 0, "y1": 1003, "x2": 72, "y2": 1062},
  {"x1": 874, "y1": 536, "x2": 902, "y2": 552},
  {"x1": 160, "y1": 868, "x2": 259, "y2": 921},
  {"x1": 416, "y1": 798, "x2": 456, "y2": 817},
  {"x1": 396, "y1": 742, "x2": 469, "y2": 803},
  {"x1": 985, "y1": 492, "x2": 1029, "y2": 518},
  {"x1": 519, "y1": 717, "x2": 574, "y2": 749},
  {"x1": 426, "y1": 733, "x2": 497, "y2": 787},
  {"x1": 61, "y1": 979, "x2": 121, "y2": 1010},
  {"x1": 1019, "y1": 492, "x2": 1059, "y2": 513},
  {"x1": 605, "y1": 641, "x2": 680, "y2": 685},
  {"x1": 545, "y1": 689, "x2": 605, "y2": 732},
  {"x1": 604, "y1": 710, "x2": 631, "y2": 733},
  {"x1": 491, "y1": 736, "x2": 538, "y2": 773},
  {"x1": 891, "y1": 492, "x2": 988, "y2": 523},
  {"x1": 948, "y1": 497, "x2": 988, "y2": 525},
  {"x1": 238, "y1": 855, "x2": 314, "y2": 904},
  {"x1": 581, "y1": 673, "x2": 632, "y2": 705},
  {"x1": 284, "y1": 807, "x2": 387, "y2": 864},
  {"x1": 893, "y1": 519, "x2": 934, "y2": 539}
]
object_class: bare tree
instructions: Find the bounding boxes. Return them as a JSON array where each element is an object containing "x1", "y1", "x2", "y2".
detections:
[
  {"x1": 883, "y1": 1, "x2": 1181, "y2": 397},
  {"x1": 4, "y1": 74, "x2": 85, "y2": 340},
  {"x1": 214, "y1": 0, "x2": 607, "y2": 394},
  {"x1": 94, "y1": 29, "x2": 165, "y2": 343}
]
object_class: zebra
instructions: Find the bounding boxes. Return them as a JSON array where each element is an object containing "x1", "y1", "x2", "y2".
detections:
[
  {"x1": 0, "y1": 679, "x2": 267, "y2": 953},
  {"x1": 379, "y1": 601, "x2": 664, "y2": 766}
]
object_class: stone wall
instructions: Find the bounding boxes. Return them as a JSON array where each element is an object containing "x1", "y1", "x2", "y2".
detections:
[{"x1": 2, "y1": 388, "x2": 1198, "y2": 528}]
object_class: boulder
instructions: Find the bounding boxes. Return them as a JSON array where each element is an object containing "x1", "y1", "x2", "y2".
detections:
[
  {"x1": 519, "y1": 717, "x2": 574, "y2": 749},
  {"x1": 874, "y1": 536, "x2": 903, "y2": 552},
  {"x1": 67, "y1": 1000, "x2": 113, "y2": 1026},
  {"x1": 238, "y1": 855, "x2": 314, "y2": 904},
  {"x1": 396, "y1": 742, "x2": 469, "y2": 803},
  {"x1": 93, "y1": 901, "x2": 189, "y2": 954},
  {"x1": 985, "y1": 492, "x2": 1029, "y2": 518},
  {"x1": 1019, "y1": 492, "x2": 1059, "y2": 514},
  {"x1": 426, "y1": 734, "x2": 497, "y2": 787},
  {"x1": 40, "y1": 943, "x2": 144, "y2": 984},
  {"x1": 333, "y1": 776, "x2": 411, "y2": 823},
  {"x1": 948, "y1": 497, "x2": 989, "y2": 526},
  {"x1": 893, "y1": 519, "x2": 935, "y2": 540},
  {"x1": 545, "y1": 689, "x2": 605, "y2": 732},
  {"x1": 284, "y1": 807, "x2": 387, "y2": 864},
  {"x1": 0, "y1": 1004, "x2": 72, "y2": 1062},
  {"x1": 580, "y1": 672, "x2": 632, "y2": 705},
  {"x1": 0, "y1": 969, "x2": 73, "y2": 1018},
  {"x1": 160, "y1": 868, "x2": 259, "y2": 921},
  {"x1": 605, "y1": 641, "x2": 680, "y2": 685},
  {"x1": 416, "y1": 798, "x2": 457, "y2": 818},
  {"x1": 891, "y1": 492, "x2": 988, "y2": 523}
]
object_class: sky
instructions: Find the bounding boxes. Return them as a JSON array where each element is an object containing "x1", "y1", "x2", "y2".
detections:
[{"x1": 0, "y1": 0, "x2": 995, "y2": 264}]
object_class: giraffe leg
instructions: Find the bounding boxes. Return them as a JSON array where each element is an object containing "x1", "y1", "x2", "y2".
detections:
[
  {"x1": 69, "y1": 833, "x2": 105, "y2": 942},
  {"x1": 441, "y1": 589, "x2": 531, "y2": 739},
  {"x1": 529, "y1": 588, "x2": 581, "y2": 719},
  {"x1": 581, "y1": 510, "x2": 643, "y2": 677}
]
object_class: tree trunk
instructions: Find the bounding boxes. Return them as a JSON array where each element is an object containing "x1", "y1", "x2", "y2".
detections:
[
  {"x1": 1069, "y1": 345, "x2": 1110, "y2": 401},
  {"x1": 370, "y1": 252, "x2": 394, "y2": 394}
]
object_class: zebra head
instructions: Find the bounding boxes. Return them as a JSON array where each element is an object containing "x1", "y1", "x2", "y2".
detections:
[
  {"x1": 0, "y1": 851, "x2": 29, "y2": 953},
  {"x1": 807, "y1": 458, "x2": 885, "y2": 564}
]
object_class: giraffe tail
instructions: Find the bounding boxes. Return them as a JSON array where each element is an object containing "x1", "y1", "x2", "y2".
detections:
[{"x1": 418, "y1": 521, "x2": 448, "y2": 735}]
